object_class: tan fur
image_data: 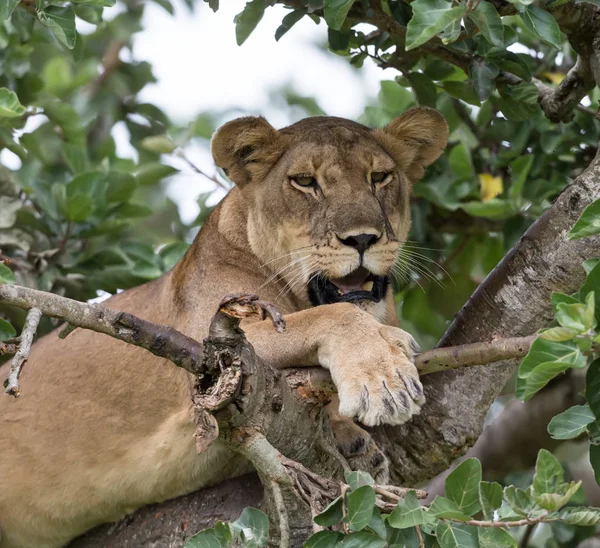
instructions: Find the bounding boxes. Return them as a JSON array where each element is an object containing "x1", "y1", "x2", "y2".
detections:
[{"x1": 0, "y1": 108, "x2": 448, "y2": 547}]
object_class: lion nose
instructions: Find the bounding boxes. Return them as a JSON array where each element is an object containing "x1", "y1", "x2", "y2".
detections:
[{"x1": 338, "y1": 233, "x2": 380, "y2": 254}]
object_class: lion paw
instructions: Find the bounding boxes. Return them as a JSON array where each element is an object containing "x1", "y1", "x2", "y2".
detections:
[
  {"x1": 332, "y1": 418, "x2": 390, "y2": 484},
  {"x1": 327, "y1": 325, "x2": 425, "y2": 427}
]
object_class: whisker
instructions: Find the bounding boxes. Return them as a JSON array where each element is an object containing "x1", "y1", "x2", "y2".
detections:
[
  {"x1": 399, "y1": 249, "x2": 454, "y2": 283},
  {"x1": 398, "y1": 255, "x2": 445, "y2": 289},
  {"x1": 260, "y1": 247, "x2": 315, "y2": 267}
]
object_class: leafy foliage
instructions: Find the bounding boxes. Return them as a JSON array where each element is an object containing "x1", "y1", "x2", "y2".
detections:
[{"x1": 189, "y1": 452, "x2": 600, "y2": 547}]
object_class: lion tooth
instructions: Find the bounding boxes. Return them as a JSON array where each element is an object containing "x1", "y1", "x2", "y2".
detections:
[{"x1": 362, "y1": 281, "x2": 374, "y2": 291}]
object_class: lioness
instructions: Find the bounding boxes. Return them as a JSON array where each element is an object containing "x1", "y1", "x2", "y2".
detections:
[{"x1": 0, "y1": 107, "x2": 448, "y2": 547}]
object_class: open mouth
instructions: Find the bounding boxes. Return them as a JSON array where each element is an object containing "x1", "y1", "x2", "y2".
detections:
[{"x1": 307, "y1": 266, "x2": 389, "y2": 306}]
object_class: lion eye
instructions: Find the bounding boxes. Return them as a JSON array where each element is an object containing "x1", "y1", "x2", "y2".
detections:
[
  {"x1": 371, "y1": 172, "x2": 392, "y2": 185},
  {"x1": 291, "y1": 175, "x2": 318, "y2": 189}
]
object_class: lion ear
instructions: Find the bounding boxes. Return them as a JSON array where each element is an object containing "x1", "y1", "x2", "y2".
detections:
[
  {"x1": 211, "y1": 116, "x2": 280, "y2": 188},
  {"x1": 372, "y1": 107, "x2": 448, "y2": 184}
]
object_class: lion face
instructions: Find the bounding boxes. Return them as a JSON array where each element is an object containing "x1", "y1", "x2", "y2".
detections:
[{"x1": 212, "y1": 109, "x2": 448, "y2": 313}]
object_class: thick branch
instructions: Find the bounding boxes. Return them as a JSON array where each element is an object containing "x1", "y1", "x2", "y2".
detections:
[
  {"x1": 535, "y1": 57, "x2": 596, "y2": 123},
  {"x1": 0, "y1": 283, "x2": 204, "y2": 375}
]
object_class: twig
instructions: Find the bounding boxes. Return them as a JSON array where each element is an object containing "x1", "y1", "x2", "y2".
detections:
[
  {"x1": 88, "y1": 40, "x2": 126, "y2": 97},
  {"x1": 416, "y1": 525, "x2": 425, "y2": 548},
  {"x1": 175, "y1": 149, "x2": 231, "y2": 191},
  {"x1": 460, "y1": 516, "x2": 557, "y2": 528},
  {"x1": 270, "y1": 481, "x2": 290, "y2": 548},
  {"x1": 417, "y1": 334, "x2": 537, "y2": 374},
  {"x1": 4, "y1": 307, "x2": 42, "y2": 397}
]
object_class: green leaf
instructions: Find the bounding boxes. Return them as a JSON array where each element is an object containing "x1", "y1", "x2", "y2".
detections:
[
  {"x1": 235, "y1": 0, "x2": 265, "y2": 45},
  {"x1": 213, "y1": 521, "x2": 233, "y2": 545},
  {"x1": 106, "y1": 172, "x2": 136, "y2": 203},
  {"x1": 536, "y1": 481, "x2": 581, "y2": 511},
  {"x1": 533, "y1": 449, "x2": 563, "y2": 496},
  {"x1": 520, "y1": 360, "x2": 584, "y2": 400},
  {"x1": 304, "y1": 530, "x2": 344, "y2": 548},
  {"x1": 440, "y1": 16, "x2": 461, "y2": 44},
  {"x1": 42, "y1": 100, "x2": 85, "y2": 143},
  {"x1": 478, "y1": 481, "x2": 502, "y2": 520},
  {"x1": 428, "y1": 496, "x2": 472, "y2": 521},
  {"x1": 37, "y1": 6, "x2": 77, "y2": 49},
  {"x1": 409, "y1": 72, "x2": 437, "y2": 107},
  {"x1": 509, "y1": 155, "x2": 533, "y2": 203},
  {"x1": 380, "y1": 80, "x2": 414, "y2": 115},
  {"x1": 461, "y1": 199, "x2": 513, "y2": 220},
  {"x1": 0, "y1": 88, "x2": 25, "y2": 118},
  {"x1": 506, "y1": 82, "x2": 539, "y2": 105},
  {"x1": 0, "y1": 263, "x2": 16, "y2": 283},
  {"x1": 386, "y1": 525, "x2": 419, "y2": 547},
  {"x1": 449, "y1": 143, "x2": 474, "y2": 180},
  {"x1": 0, "y1": 318, "x2": 16, "y2": 341},
  {"x1": 184, "y1": 529, "x2": 221, "y2": 548},
  {"x1": 338, "y1": 532, "x2": 386, "y2": 547},
  {"x1": 539, "y1": 326, "x2": 578, "y2": 342},
  {"x1": 347, "y1": 485, "x2": 376, "y2": 531},
  {"x1": 345, "y1": 470, "x2": 375, "y2": 491},
  {"x1": 405, "y1": 0, "x2": 466, "y2": 50},
  {"x1": 388, "y1": 491, "x2": 431, "y2": 528},
  {"x1": 552, "y1": 291, "x2": 580, "y2": 310},
  {"x1": 548, "y1": 404, "x2": 595, "y2": 439},
  {"x1": 66, "y1": 195, "x2": 94, "y2": 222},
  {"x1": 517, "y1": 338, "x2": 587, "y2": 400},
  {"x1": 275, "y1": 9, "x2": 305, "y2": 41},
  {"x1": 568, "y1": 199, "x2": 600, "y2": 240},
  {"x1": 467, "y1": 1, "x2": 503, "y2": 46},
  {"x1": 503, "y1": 486, "x2": 533, "y2": 516},
  {"x1": 470, "y1": 59, "x2": 499, "y2": 101},
  {"x1": 324, "y1": 0, "x2": 355, "y2": 31},
  {"x1": 135, "y1": 163, "x2": 178, "y2": 186},
  {"x1": 521, "y1": 6, "x2": 561, "y2": 48},
  {"x1": 581, "y1": 262, "x2": 600, "y2": 319},
  {"x1": 590, "y1": 443, "x2": 600, "y2": 485},
  {"x1": 445, "y1": 458, "x2": 482, "y2": 516},
  {"x1": 586, "y1": 359, "x2": 600, "y2": 421},
  {"x1": 559, "y1": 506, "x2": 600, "y2": 526},
  {"x1": 231, "y1": 507, "x2": 269, "y2": 547},
  {"x1": 436, "y1": 521, "x2": 479, "y2": 548},
  {"x1": 141, "y1": 135, "x2": 177, "y2": 154},
  {"x1": 555, "y1": 292, "x2": 596, "y2": 331},
  {"x1": 0, "y1": 0, "x2": 19, "y2": 20},
  {"x1": 478, "y1": 528, "x2": 516, "y2": 548},
  {"x1": 367, "y1": 508, "x2": 387, "y2": 539},
  {"x1": 314, "y1": 496, "x2": 343, "y2": 527},
  {"x1": 584, "y1": 259, "x2": 600, "y2": 274}
]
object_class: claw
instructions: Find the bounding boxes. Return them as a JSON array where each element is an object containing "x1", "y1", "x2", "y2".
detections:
[{"x1": 216, "y1": 293, "x2": 286, "y2": 333}]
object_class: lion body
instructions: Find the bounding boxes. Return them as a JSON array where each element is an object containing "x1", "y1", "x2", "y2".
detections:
[{"x1": 0, "y1": 111, "x2": 447, "y2": 547}]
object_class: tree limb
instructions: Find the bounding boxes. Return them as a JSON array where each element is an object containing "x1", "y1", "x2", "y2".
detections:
[{"x1": 4, "y1": 307, "x2": 41, "y2": 396}]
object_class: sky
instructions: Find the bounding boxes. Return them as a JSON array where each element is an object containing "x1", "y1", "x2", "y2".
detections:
[{"x1": 130, "y1": 0, "x2": 392, "y2": 222}]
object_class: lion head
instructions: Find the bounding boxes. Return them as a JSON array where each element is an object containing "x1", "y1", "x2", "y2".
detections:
[{"x1": 212, "y1": 108, "x2": 448, "y2": 316}]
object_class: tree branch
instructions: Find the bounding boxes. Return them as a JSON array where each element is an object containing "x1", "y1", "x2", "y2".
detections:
[
  {"x1": 0, "y1": 283, "x2": 205, "y2": 375},
  {"x1": 4, "y1": 307, "x2": 41, "y2": 396}
]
